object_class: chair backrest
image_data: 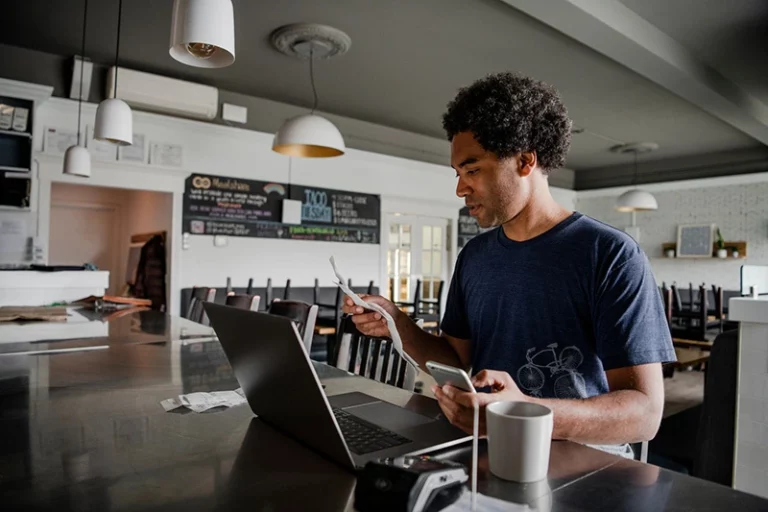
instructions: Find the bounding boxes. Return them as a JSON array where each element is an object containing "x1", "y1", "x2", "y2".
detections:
[
  {"x1": 367, "y1": 280, "x2": 374, "y2": 295},
  {"x1": 332, "y1": 316, "x2": 416, "y2": 391},
  {"x1": 693, "y1": 329, "x2": 739, "y2": 484},
  {"x1": 246, "y1": 278, "x2": 254, "y2": 295},
  {"x1": 670, "y1": 285, "x2": 684, "y2": 314},
  {"x1": 226, "y1": 293, "x2": 260, "y2": 312},
  {"x1": 187, "y1": 287, "x2": 216, "y2": 324},
  {"x1": 660, "y1": 287, "x2": 673, "y2": 326},
  {"x1": 712, "y1": 286, "x2": 723, "y2": 319},
  {"x1": 283, "y1": 279, "x2": 292, "y2": 300},
  {"x1": 268, "y1": 300, "x2": 318, "y2": 353}
]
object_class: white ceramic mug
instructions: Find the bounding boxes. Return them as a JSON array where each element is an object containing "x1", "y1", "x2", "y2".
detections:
[{"x1": 486, "y1": 401, "x2": 553, "y2": 482}]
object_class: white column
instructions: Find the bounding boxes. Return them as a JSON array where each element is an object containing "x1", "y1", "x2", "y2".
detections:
[{"x1": 729, "y1": 297, "x2": 768, "y2": 497}]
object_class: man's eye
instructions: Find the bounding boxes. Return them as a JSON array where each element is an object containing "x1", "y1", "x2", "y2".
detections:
[{"x1": 467, "y1": 169, "x2": 479, "y2": 175}]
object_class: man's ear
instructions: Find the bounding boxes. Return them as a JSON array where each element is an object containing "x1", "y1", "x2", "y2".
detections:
[{"x1": 518, "y1": 151, "x2": 538, "y2": 177}]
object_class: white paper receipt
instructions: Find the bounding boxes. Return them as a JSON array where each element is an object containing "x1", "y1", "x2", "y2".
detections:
[
  {"x1": 329, "y1": 256, "x2": 418, "y2": 369},
  {"x1": 444, "y1": 490, "x2": 532, "y2": 511},
  {"x1": 161, "y1": 389, "x2": 247, "y2": 413}
]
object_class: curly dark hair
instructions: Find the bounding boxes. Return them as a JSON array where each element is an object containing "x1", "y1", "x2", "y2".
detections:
[{"x1": 442, "y1": 72, "x2": 572, "y2": 173}]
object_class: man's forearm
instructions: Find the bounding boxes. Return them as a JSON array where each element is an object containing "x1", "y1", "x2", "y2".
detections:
[
  {"x1": 531, "y1": 389, "x2": 661, "y2": 445},
  {"x1": 395, "y1": 314, "x2": 463, "y2": 369}
]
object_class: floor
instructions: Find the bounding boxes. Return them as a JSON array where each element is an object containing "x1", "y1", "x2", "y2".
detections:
[{"x1": 663, "y1": 369, "x2": 705, "y2": 418}]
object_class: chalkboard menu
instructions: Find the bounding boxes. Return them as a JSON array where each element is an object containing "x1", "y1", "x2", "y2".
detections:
[
  {"x1": 458, "y1": 206, "x2": 490, "y2": 249},
  {"x1": 182, "y1": 173, "x2": 380, "y2": 244},
  {"x1": 287, "y1": 184, "x2": 380, "y2": 244}
]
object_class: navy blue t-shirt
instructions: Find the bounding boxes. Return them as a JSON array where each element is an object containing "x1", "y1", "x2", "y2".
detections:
[{"x1": 441, "y1": 212, "x2": 675, "y2": 399}]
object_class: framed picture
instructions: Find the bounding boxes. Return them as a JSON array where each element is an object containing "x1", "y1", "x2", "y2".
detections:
[{"x1": 676, "y1": 224, "x2": 714, "y2": 258}]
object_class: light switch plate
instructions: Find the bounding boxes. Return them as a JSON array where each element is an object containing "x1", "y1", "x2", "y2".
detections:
[
  {"x1": 214, "y1": 235, "x2": 229, "y2": 247},
  {"x1": 222, "y1": 103, "x2": 248, "y2": 124}
]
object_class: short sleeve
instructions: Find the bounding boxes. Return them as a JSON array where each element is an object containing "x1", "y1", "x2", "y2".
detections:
[
  {"x1": 440, "y1": 252, "x2": 471, "y2": 340},
  {"x1": 595, "y1": 252, "x2": 676, "y2": 371}
]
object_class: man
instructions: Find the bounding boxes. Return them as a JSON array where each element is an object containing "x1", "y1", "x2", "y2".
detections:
[{"x1": 343, "y1": 72, "x2": 675, "y2": 454}]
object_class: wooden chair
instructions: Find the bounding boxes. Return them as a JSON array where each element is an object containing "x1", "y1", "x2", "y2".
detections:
[
  {"x1": 225, "y1": 293, "x2": 260, "y2": 311},
  {"x1": 394, "y1": 279, "x2": 422, "y2": 318},
  {"x1": 186, "y1": 287, "x2": 216, "y2": 325},
  {"x1": 417, "y1": 280, "x2": 445, "y2": 317},
  {"x1": 268, "y1": 300, "x2": 318, "y2": 354},
  {"x1": 332, "y1": 315, "x2": 417, "y2": 391}
]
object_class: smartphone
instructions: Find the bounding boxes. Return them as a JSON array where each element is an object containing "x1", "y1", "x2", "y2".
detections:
[{"x1": 426, "y1": 361, "x2": 474, "y2": 392}]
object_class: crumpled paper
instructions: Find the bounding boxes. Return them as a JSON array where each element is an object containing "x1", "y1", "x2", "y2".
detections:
[
  {"x1": 329, "y1": 256, "x2": 419, "y2": 369},
  {"x1": 161, "y1": 388, "x2": 247, "y2": 413},
  {"x1": 444, "y1": 489, "x2": 533, "y2": 512}
]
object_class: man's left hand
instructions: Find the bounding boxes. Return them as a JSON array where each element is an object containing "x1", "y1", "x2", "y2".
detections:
[{"x1": 431, "y1": 370, "x2": 530, "y2": 436}]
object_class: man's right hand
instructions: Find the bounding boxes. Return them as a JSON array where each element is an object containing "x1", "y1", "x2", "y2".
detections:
[{"x1": 341, "y1": 295, "x2": 400, "y2": 338}]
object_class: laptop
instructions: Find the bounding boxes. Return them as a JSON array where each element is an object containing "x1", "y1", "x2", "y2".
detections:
[{"x1": 204, "y1": 302, "x2": 470, "y2": 470}]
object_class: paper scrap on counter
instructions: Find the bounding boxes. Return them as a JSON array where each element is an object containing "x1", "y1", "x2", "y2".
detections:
[
  {"x1": 329, "y1": 256, "x2": 419, "y2": 369},
  {"x1": 161, "y1": 389, "x2": 247, "y2": 413},
  {"x1": 443, "y1": 489, "x2": 532, "y2": 511}
]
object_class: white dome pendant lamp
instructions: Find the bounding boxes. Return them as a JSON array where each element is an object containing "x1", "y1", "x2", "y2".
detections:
[
  {"x1": 63, "y1": 0, "x2": 91, "y2": 178},
  {"x1": 271, "y1": 24, "x2": 349, "y2": 158},
  {"x1": 170, "y1": 0, "x2": 235, "y2": 68},
  {"x1": 613, "y1": 143, "x2": 658, "y2": 241},
  {"x1": 94, "y1": 0, "x2": 132, "y2": 146},
  {"x1": 614, "y1": 143, "x2": 659, "y2": 213}
]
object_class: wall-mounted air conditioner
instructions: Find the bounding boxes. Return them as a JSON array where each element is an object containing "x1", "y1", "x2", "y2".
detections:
[{"x1": 105, "y1": 66, "x2": 218, "y2": 121}]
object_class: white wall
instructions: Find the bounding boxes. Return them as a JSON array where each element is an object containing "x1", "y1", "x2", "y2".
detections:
[
  {"x1": 24, "y1": 98, "x2": 465, "y2": 315},
  {"x1": 126, "y1": 190, "x2": 173, "y2": 239},
  {"x1": 577, "y1": 175, "x2": 768, "y2": 290},
  {"x1": 47, "y1": 183, "x2": 172, "y2": 296},
  {"x1": 49, "y1": 183, "x2": 130, "y2": 294},
  {"x1": 5, "y1": 95, "x2": 579, "y2": 314}
]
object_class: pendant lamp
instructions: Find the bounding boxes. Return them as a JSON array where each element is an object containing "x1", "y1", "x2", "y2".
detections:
[
  {"x1": 614, "y1": 143, "x2": 658, "y2": 213},
  {"x1": 94, "y1": 0, "x2": 132, "y2": 146},
  {"x1": 170, "y1": 0, "x2": 235, "y2": 68},
  {"x1": 270, "y1": 24, "x2": 349, "y2": 158},
  {"x1": 63, "y1": 0, "x2": 91, "y2": 177}
]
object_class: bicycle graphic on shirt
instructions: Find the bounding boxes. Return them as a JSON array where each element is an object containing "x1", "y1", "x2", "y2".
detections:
[{"x1": 517, "y1": 343, "x2": 587, "y2": 399}]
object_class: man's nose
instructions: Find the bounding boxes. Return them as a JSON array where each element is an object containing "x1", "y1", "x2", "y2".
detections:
[{"x1": 456, "y1": 175, "x2": 471, "y2": 198}]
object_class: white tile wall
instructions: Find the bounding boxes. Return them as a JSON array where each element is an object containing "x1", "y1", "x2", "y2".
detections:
[
  {"x1": 735, "y1": 323, "x2": 768, "y2": 497},
  {"x1": 576, "y1": 182, "x2": 768, "y2": 290}
]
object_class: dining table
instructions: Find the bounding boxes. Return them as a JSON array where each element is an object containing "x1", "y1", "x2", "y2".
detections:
[{"x1": 1, "y1": 308, "x2": 766, "y2": 510}]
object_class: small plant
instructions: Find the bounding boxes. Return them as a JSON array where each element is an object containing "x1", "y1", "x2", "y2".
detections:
[{"x1": 716, "y1": 228, "x2": 725, "y2": 250}]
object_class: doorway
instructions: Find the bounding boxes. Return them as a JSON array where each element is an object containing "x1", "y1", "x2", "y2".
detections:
[
  {"x1": 386, "y1": 214, "x2": 449, "y2": 308},
  {"x1": 49, "y1": 183, "x2": 172, "y2": 307}
]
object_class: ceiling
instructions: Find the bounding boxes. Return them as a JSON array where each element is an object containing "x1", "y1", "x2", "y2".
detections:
[
  {"x1": 0, "y1": 0, "x2": 766, "y2": 174},
  {"x1": 619, "y1": 0, "x2": 768, "y2": 106}
]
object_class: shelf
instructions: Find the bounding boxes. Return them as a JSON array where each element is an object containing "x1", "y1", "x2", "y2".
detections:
[
  {"x1": 661, "y1": 241, "x2": 747, "y2": 259},
  {"x1": 0, "y1": 129, "x2": 32, "y2": 138},
  {"x1": 0, "y1": 166, "x2": 30, "y2": 173}
]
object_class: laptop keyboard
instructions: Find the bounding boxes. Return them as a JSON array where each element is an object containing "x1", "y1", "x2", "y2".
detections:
[{"x1": 332, "y1": 407, "x2": 412, "y2": 455}]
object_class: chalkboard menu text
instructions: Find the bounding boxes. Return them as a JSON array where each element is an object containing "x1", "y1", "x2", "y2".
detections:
[{"x1": 182, "y1": 174, "x2": 380, "y2": 244}]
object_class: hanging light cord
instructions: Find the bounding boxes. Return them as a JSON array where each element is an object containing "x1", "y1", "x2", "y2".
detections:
[
  {"x1": 632, "y1": 150, "x2": 639, "y2": 186},
  {"x1": 287, "y1": 156, "x2": 293, "y2": 196},
  {"x1": 76, "y1": 0, "x2": 88, "y2": 145},
  {"x1": 309, "y1": 45, "x2": 318, "y2": 114},
  {"x1": 113, "y1": 0, "x2": 123, "y2": 98}
]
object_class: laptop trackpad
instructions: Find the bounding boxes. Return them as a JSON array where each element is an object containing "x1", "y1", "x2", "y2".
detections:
[{"x1": 345, "y1": 401, "x2": 433, "y2": 431}]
